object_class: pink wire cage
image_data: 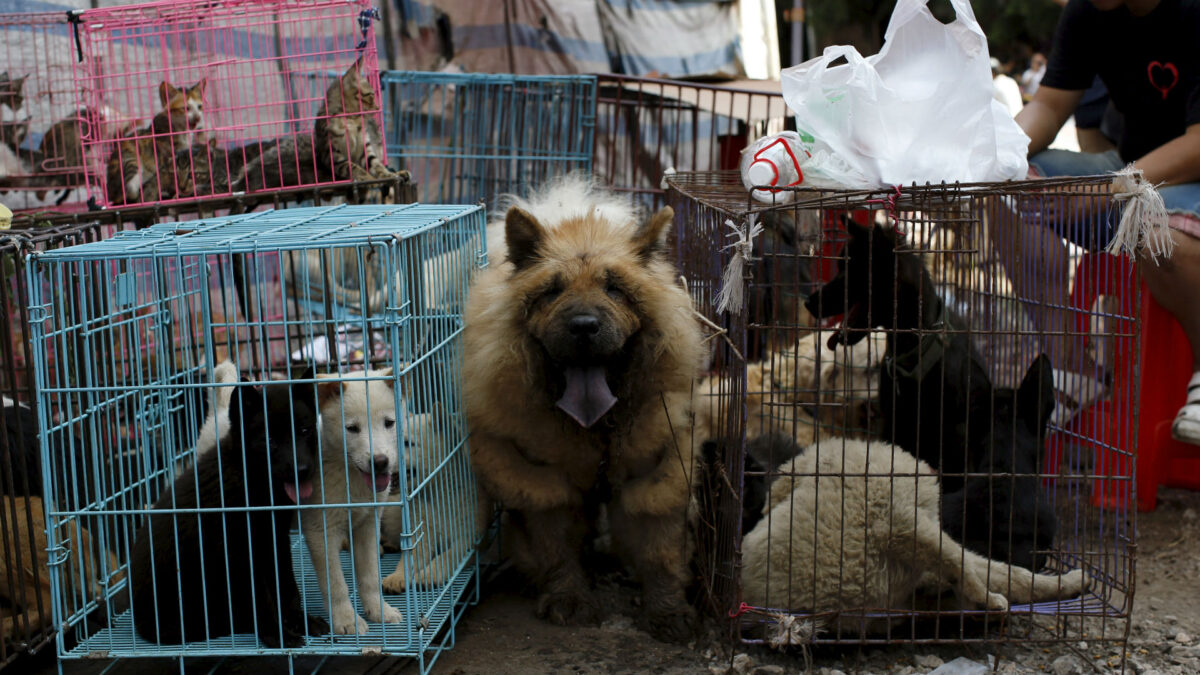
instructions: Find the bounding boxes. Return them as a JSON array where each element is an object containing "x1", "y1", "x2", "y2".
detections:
[
  {"x1": 69, "y1": 0, "x2": 387, "y2": 210},
  {"x1": 0, "y1": 11, "x2": 97, "y2": 213}
]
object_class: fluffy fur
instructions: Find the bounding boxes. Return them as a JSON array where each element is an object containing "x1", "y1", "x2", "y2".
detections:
[
  {"x1": 130, "y1": 380, "x2": 327, "y2": 646},
  {"x1": 301, "y1": 368, "x2": 403, "y2": 635},
  {"x1": 464, "y1": 175, "x2": 705, "y2": 642},
  {"x1": 741, "y1": 437, "x2": 1087, "y2": 635},
  {"x1": 693, "y1": 329, "x2": 884, "y2": 450},
  {"x1": 381, "y1": 407, "x2": 478, "y2": 593}
]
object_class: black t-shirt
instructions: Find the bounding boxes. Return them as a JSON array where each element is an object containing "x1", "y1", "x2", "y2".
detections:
[{"x1": 1042, "y1": 0, "x2": 1200, "y2": 162}]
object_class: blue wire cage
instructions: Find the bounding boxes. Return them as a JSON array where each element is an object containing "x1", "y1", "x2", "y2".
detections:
[
  {"x1": 25, "y1": 204, "x2": 486, "y2": 673},
  {"x1": 381, "y1": 71, "x2": 597, "y2": 210}
]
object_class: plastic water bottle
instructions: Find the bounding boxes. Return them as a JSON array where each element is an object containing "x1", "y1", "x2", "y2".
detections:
[{"x1": 740, "y1": 131, "x2": 810, "y2": 204}]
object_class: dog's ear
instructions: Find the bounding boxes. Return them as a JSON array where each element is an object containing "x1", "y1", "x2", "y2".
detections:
[
  {"x1": 505, "y1": 207, "x2": 546, "y2": 270},
  {"x1": 375, "y1": 366, "x2": 396, "y2": 391},
  {"x1": 1017, "y1": 354, "x2": 1056, "y2": 431},
  {"x1": 229, "y1": 384, "x2": 263, "y2": 430},
  {"x1": 632, "y1": 207, "x2": 673, "y2": 263},
  {"x1": 314, "y1": 373, "x2": 345, "y2": 407}
]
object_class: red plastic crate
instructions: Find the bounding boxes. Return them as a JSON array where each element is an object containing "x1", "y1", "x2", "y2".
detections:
[{"x1": 1048, "y1": 252, "x2": 1199, "y2": 511}]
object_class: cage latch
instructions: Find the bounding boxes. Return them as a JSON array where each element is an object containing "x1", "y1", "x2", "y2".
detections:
[{"x1": 46, "y1": 542, "x2": 70, "y2": 567}]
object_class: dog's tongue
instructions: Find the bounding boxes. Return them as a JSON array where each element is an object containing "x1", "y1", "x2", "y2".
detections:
[
  {"x1": 285, "y1": 480, "x2": 313, "y2": 504},
  {"x1": 361, "y1": 471, "x2": 391, "y2": 492},
  {"x1": 557, "y1": 366, "x2": 617, "y2": 428}
]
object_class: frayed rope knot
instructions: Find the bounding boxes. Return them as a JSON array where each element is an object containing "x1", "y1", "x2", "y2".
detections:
[
  {"x1": 1107, "y1": 164, "x2": 1174, "y2": 264},
  {"x1": 715, "y1": 215, "x2": 763, "y2": 315},
  {"x1": 660, "y1": 167, "x2": 677, "y2": 191},
  {"x1": 356, "y1": 7, "x2": 381, "y2": 50},
  {"x1": 765, "y1": 612, "x2": 818, "y2": 650}
]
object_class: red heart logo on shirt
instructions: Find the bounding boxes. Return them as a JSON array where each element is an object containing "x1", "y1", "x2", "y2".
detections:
[{"x1": 1147, "y1": 61, "x2": 1179, "y2": 100}]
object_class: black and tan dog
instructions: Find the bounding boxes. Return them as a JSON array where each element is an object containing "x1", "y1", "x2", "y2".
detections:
[{"x1": 805, "y1": 219, "x2": 1056, "y2": 568}]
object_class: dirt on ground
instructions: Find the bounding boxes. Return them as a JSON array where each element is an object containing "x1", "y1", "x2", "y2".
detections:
[
  {"x1": 16, "y1": 487, "x2": 1200, "y2": 675},
  {"x1": 407, "y1": 486, "x2": 1200, "y2": 675}
]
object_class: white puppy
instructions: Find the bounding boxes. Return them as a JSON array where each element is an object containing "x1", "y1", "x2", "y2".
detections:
[{"x1": 304, "y1": 368, "x2": 403, "y2": 634}]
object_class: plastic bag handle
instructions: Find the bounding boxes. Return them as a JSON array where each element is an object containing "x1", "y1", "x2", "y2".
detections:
[
  {"x1": 812, "y1": 44, "x2": 868, "y2": 71},
  {"x1": 886, "y1": 0, "x2": 982, "y2": 41}
]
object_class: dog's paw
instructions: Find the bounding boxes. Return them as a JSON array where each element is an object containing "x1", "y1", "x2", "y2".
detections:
[
  {"x1": 361, "y1": 597, "x2": 403, "y2": 624},
  {"x1": 379, "y1": 602, "x2": 403, "y2": 624},
  {"x1": 1057, "y1": 569, "x2": 1088, "y2": 598},
  {"x1": 332, "y1": 606, "x2": 369, "y2": 635},
  {"x1": 381, "y1": 569, "x2": 407, "y2": 594},
  {"x1": 301, "y1": 612, "x2": 330, "y2": 637},
  {"x1": 640, "y1": 606, "x2": 696, "y2": 644},
  {"x1": 984, "y1": 591, "x2": 1009, "y2": 611},
  {"x1": 536, "y1": 590, "x2": 602, "y2": 626},
  {"x1": 277, "y1": 608, "x2": 327, "y2": 645}
]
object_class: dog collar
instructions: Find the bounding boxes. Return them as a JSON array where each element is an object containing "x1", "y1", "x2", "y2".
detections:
[{"x1": 882, "y1": 303, "x2": 951, "y2": 384}]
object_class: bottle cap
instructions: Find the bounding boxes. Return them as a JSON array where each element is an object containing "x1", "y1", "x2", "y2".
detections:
[{"x1": 746, "y1": 160, "x2": 778, "y2": 188}]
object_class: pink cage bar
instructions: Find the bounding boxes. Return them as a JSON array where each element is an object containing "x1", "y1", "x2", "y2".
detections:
[
  {"x1": 0, "y1": 11, "x2": 111, "y2": 213},
  {"x1": 69, "y1": 0, "x2": 387, "y2": 210}
]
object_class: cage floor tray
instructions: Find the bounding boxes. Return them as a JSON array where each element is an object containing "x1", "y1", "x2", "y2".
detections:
[{"x1": 64, "y1": 534, "x2": 477, "y2": 658}]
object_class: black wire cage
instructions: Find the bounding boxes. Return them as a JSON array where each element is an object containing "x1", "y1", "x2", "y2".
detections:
[
  {"x1": 671, "y1": 171, "x2": 1136, "y2": 655},
  {"x1": 0, "y1": 222, "x2": 120, "y2": 668}
]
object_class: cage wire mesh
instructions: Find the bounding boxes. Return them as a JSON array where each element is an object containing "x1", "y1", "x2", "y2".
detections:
[
  {"x1": 70, "y1": 0, "x2": 401, "y2": 210},
  {"x1": 670, "y1": 171, "x2": 1136, "y2": 651},
  {"x1": 24, "y1": 204, "x2": 485, "y2": 672},
  {"x1": 594, "y1": 75, "x2": 789, "y2": 210},
  {"x1": 0, "y1": 221, "x2": 123, "y2": 667},
  {"x1": 381, "y1": 71, "x2": 596, "y2": 210},
  {"x1": 0, "y1": 12, "x2": 96, "y2": 214}
]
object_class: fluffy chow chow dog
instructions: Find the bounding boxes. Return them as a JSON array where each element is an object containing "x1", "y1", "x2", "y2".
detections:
[{"x1": 464, "y1": 175, "x2": 705, "y2": 642}]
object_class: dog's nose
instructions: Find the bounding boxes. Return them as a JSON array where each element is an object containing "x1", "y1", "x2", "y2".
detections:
[
  {"x1": 372, "y1": 455, "x2": 390, "y2": 473},
  {"x1": 294, "y1": 462, "x2": 310, "y2": 478},
  {"x1": 568, "y1": 314, "x2": 600, "y2": 337}
]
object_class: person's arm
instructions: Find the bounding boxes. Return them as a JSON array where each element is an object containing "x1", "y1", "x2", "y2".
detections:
[
  {"x1": 1016, "y1": 85, "x2": 1085, "y2": 155},
  {"x1": 1133, "y1": 123, "x2": 1200, "y2": 186}
]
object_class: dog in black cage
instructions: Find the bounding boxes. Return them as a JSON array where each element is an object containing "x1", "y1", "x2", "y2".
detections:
[
  {"x1": 130, "y1": 377, "x2": 329, "y2": 647},
  {"x1": 803, "y1": 219, "x2": 1057, "y2": 569}
]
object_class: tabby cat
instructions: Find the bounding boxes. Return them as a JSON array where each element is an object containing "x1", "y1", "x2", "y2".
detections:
[
  {"x1": 105, "y1": 79, "x2": 207, "y2": 204},
  {"x1": 313, "y1": 58, "x2": 396, "y2": 184}
]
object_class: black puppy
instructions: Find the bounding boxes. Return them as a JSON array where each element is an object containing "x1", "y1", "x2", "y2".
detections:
[
  {"x1": 942, "y1": 354, "x2": 1058, "y2": 571},
  {"x1": 130, "y1": 378, "x2": 327, "y2": 647},
  {"x1": 803, "y1": 219, "x2": 993, "y2": 491}
]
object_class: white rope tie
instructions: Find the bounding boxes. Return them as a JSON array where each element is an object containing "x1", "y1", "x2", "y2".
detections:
[
  {"x1": 1106, "y1": 164, "x2": 1174, "y2": 264},
  {"x1": 715, "y1": 214, "x2": 763, "y2": 315}
]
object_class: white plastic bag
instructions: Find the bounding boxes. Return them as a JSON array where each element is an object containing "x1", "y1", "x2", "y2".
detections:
[{"x1": 779, "y1": 0, "x2": 1030, "y2": 189}]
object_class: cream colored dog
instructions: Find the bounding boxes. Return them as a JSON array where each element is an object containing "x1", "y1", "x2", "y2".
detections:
[
  {"x1": 303, "y1": 368, "x2": 403, "y2": 634},
  {"x1": 741, "y1": 437, "x2": 1087, "y2": 635}
]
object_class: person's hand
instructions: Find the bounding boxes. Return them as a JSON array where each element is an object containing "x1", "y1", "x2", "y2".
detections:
[{"x1": 1030, "y1": 182, "x2": 1114, "y2": 226}]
